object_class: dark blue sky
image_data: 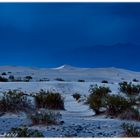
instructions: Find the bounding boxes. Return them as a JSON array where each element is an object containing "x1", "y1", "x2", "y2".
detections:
[{"x1": 0, "y1": 3, "x2": 140, "y2": 71}]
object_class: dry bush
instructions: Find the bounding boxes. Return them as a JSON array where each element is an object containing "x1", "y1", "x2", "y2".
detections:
[
  {"x1": 122, "y1": 123, "x2": 140, "y2": 137},
  {"x1": 6, "y1": 126, "x2": 44, "y2": 137},
  {"x1": 119, "y1": 81, "x2": 140, "y2": 96},
  {"x1": 105, "y1": 94, "x2": 130, "y2": 116},
  {"x1": 87, "y1": 85, "x2": 111, "y2": 114},
  {"x1": 0, "y1": 90, "x2": 31, "y2": 113},
  {"x1": 35, "y1": 89, "x2": 64, "y2": 110},
  {"x1": 72, "y1": 93, "x2": 81, "y2": 101},
  {"x1": 29, "y1": 109, "x2": 61, "y2": 125}
]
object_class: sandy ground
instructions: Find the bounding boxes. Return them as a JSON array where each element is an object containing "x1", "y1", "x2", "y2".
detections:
[{"x1": 0, "y1": 82, "x2": 139, "y2": 137}]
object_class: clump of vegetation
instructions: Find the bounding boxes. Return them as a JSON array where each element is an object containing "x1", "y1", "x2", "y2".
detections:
[
  {"x1": 101, "y1": 80, "x2": 108, "y2": 83},
  {"x1": 24, "y1": 76, "x2": 32, "y2": 82},
  {"x1": 105, "y1": 94, "x2": 131, "y2": 116},
  {"x1": 87, "y1": 94, "x2": 102, "y2": 115},
  {"x1": 8, "y1": 75, "x2": 15, "y2": 81},
  {"x1": 29, "y1": 109, "x2": 61, "y2": 125},
  {"x1": 2, "y1": 72, "x2": 6, "y2": 75},
  {"x1": 72, "y1": 93, "x2": 81, "y2": 101},
  {"x1": 0, "y1": 90, "x2": 31, "y2": 113},
  {"x1": 89, "y1": 85, "x2": 111, "y2": 97},
  {"x1": 121, "y1": 123, "x2": 140, "y2": 137},
  {"x1": 137, "y1": 96, "x2": 140, "y2": 103},
  {"x1": 133, "y1": 79, "x2": 139, "y2": 82},
  {"x1": 119, "y1": 107, "x2": 140, "y2": 121},
  {"x1": 7, "y1": 72, "x2": 12, "y2": 74},
  {"x1": 127, "y1": 96, "x2": 138, "y2": 106},
  {"x1": 6, "y1": 126, "x2": 44, "y2": 137},
  {"x1": 87, "y1": 85, "x2": 111, "y2": 114},
  {"x1": 86, "y1": 82, "x2": 140, "y2": 121},
  {"x1": 78, "y1": 79, "x2": 85, "y2": 82},
  {"x1": 35, "y1": 89, "x2": 64, "y2": 110},
  {"x1": 119, "y1": 81, "x2": 140, "y2": 96},
  {"x1": 0, "y1": 76, "x2": 8, "y2": 82},
  {"x1": 54, "y1": 78, "x2": 64, "y2": 81}
]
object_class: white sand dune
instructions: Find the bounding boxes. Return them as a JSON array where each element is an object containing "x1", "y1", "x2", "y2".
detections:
[
  {"x1": 0, "y1": 65, "x2": 140, "y2": 137},
  {"x1": 0, "y1": 65, "x2": 140, "y2": 82}
]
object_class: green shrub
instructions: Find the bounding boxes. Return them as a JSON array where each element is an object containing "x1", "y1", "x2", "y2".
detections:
[
  {"x1": 89, "y1": 85, "x2": 111, "y2": 97},
  {"x1": 29, "y1": 109, "x2": 61, "y2": 125},
  {"x1": 35, "y1": 90, "x2": 64, "y2": 110},
  {"x1": 133, "y1": 79, "x2": 139, "y2": 82},
  {"x1": 119, "y1": 81, "x2": 140, "y2": 96},
  {"x1": 87, "y1": 85, "x2": 111, "y2": 114},
  {"x1": 8, "y1": 75, "x2": 15, "y2": 82},
  {"x1": 54, "y1": 78, "x2": 64, "y2": 81},
  {"x1": 121, "y1": 123, "x2": 140, "y2": 137},
  {"x1": 105, "y1": 94, "x2": 130, "y2": 116},
  {"x1": 24, "y1": 76, "x2": 32, "y2": 82},
  {"x1": 78, "y1": 79, "x2": 85, "y2": 82},
  {"x1": 9, "y1": 75, "x2": 14, "y2": 80},
  {"x1": 0, "y1": 76, "x2": 8, "y2": 82},
  {"x1": 87, "y1": 94, "x2": 102, "y2": 114},
  {"x1": 72, "y1": 93, "x2": 81, "y2": 100},
  {"x1": 0, "y1": 90, "x2": 31, "y2": 113},
  {"x1": 6, "y1": 126, "x2": 44, "y2": 137},
  {"x1": 2, "y1": 72, "x2": 6, "y2": 75},
  {"x1": 101, "y1": 80, "x2": 108, "y2": 83},
  {"x1": 8, "y1": 72, "x2": 12, "y2": 74}
]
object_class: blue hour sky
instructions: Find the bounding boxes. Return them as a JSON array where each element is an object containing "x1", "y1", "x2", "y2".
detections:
[{"x1": 0, "y1": 3, "x2": 140, "y2": 71}]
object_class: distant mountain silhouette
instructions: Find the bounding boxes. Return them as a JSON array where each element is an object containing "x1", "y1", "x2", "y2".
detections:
[{"x1": 59, "y1": 43, "x2": 140, "y2": 71}]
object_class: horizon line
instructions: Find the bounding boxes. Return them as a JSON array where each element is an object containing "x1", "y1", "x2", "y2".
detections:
[{"x1": 0, "y1": 64, "x2": 139, "y2": 72}]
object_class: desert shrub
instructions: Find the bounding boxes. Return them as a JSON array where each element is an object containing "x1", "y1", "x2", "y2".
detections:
[
  {"x1": 35, "y1": 90, "x2": 64, "y2": 110},
  {"x1": 2, "y1": 72, "x2": 6, "y2": 75},
  {"x1": 29, "y1": 109, "x2": 61, "y2": 125},
  {"x1": 101, "y1": 80, "x2": 108, "y2": 83},
  {"x1": 9, "y1": 75, "x2": 14, "y2": 80},
  {"x1": 87, "y1": 94, "x2": 102, "y2": 114},
  {"x1": 87, "y1": 85, "x2": 111, "y2": 114},
  {"x1": 133, "y1": 79, "x2": 139, "y2": 82},
  {"x1": 121, "y1": 123, "x2": 140, "y2": 137},
  {"x1": 25, "y1": 76, "x2": 32, "y2": 79},
  {"x1": 6, "y1": 126, "x2": 44, "y2": 137},
  {"x1": 0, "y1": 90, "x2": 31, "y2": 113},
  {"x1": 54, "y1": 78, "x2": 64, "y2": 81},
  {"x1": 8, "y1": 72, "x2": 12, "y2": 74},
  {"x1": 119, "y1": 81, "x2": 140, "y2": 96},
  {"x1": 8, "y1": 75, "x2": 15, "y2": 82},
  {"x1": 119, "y1": 107, "x2": 140, "y2": 121},
  {"x1": 0, "y1": 76, "x2": 8, "y2": 82},
  {"x1": 137, "y1": 96, "x2": 140, "y2": 104},
  {"x1": 127, "y1": 96, "x2": 138, "y2": 106},
  {"x1": 78, "y1": 79, "x2": 85, "y2": 82},
  {"x1": 72, "y1": 93, "x2": 81, "y2": 100},
  {"x1": 24, "y1": 76, "x2": 32, "y2": 82},
  {"x1": 105, "y1": 94, "x2": 131, "y2": 116},
  {"x1": 89, "y1": 85, "x2": 111, "y2": 97}
]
